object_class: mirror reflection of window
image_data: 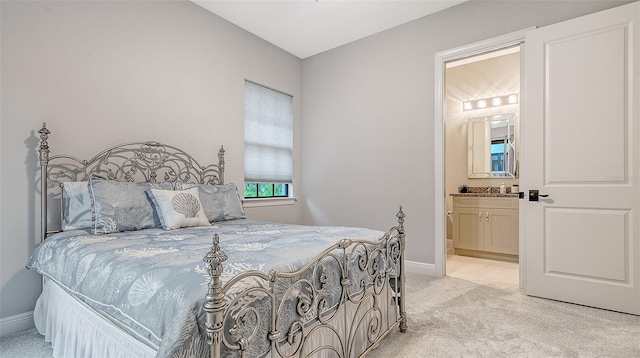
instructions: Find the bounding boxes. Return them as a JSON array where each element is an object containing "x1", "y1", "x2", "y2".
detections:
[{"x1": 491, "y1": 141, "x2": 505, "y2": 172}]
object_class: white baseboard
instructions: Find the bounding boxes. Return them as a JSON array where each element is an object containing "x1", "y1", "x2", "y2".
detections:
[
  {"x1": 0, "y1": 311, "x2": 35, "y2": 337},
  {"x1": 405, "y1": 260, "x2": 440, "y2": 276}
]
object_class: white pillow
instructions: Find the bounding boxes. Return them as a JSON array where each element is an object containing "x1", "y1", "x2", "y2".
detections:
[{"x1": 147, "y1": 187, "x2": 210, "y2": 230}]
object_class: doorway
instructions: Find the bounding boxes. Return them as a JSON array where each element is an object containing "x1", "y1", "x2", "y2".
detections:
[
  {"x1": 434, "y1": 28, "x2": 531, "y2": 287},
  {"x1": 444, "y1": 46, "x2": 521, "y2": 287}
]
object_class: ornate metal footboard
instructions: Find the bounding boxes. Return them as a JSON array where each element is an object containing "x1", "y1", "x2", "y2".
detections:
[{"x1": 203, "y1": 208, "x2": 407, "y2": 358}]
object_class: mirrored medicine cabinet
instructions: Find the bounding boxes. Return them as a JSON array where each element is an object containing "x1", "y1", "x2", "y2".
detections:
[{"x1": 467, "y1": 113, "x2": 516, "y2": 178}]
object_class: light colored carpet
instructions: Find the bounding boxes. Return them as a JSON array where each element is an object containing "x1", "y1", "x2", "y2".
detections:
[
  {"x1": 1, "y1": 273, "x2": 638, "y2": 357},
  {"x1": 0, "y1": 327, "x2": 53, "y2": 358},
  {"x1": 370, "y1": 273, "x2": 640, "y2": 357}
]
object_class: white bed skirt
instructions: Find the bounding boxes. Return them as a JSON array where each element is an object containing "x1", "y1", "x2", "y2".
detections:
[
  {"x1": 34, "y1": 280, "x2": 397, "y2": 358},
  {"x1": 34, "y1": 280, "x2": 157, "y2": 358}
]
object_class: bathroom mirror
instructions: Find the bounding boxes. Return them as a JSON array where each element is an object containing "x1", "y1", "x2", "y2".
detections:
[{"x1": 468, "y1": 113, "x2": 516, "y2": 178}]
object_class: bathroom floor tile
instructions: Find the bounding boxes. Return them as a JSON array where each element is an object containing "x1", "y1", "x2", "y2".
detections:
[{"x1": 446, "y1": 254, "x2": 519, "y2": 288}]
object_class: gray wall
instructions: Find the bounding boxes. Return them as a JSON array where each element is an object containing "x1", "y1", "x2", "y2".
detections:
[
  {"x1": 0, "y1": 0, "x2": 302, "y2": 322},
  {"x1": 300, "y1": 0, "x2": 633, "y2": 265}
]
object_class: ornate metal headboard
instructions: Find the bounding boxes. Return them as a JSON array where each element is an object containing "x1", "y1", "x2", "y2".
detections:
[{"x1": 38, "y1": 122, "x2": 225, "y2": 240}]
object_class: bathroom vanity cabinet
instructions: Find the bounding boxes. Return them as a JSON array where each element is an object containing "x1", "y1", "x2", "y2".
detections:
[{"x1": 452, "y1": 195, "x2": 519, "y2": 258}]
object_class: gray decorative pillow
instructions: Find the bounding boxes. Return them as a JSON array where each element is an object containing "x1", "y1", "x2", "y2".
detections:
[
  {"x1": 62, "y1": 182, "x2": 92, "y2": 231},
  {"x1": 89, "y1": 176, "x2": 173, "y2": 234},
  {"x1": 174, "y1": 183, "x2": 246, "y2": 222},
  {"x1": 147, "y1": 187, "x2": 210, "y2": 230}
]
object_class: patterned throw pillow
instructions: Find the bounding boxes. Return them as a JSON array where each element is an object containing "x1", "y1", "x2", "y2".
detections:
[
  {"x1": 147, "y1": 187, "x2": 210, "y2": 230},
  {"x1": 174, "y1": 183, "x2": 245, "y2": 222},
  {"x1": 89, "y1": 176, "x2": 173, "y2": 234}
]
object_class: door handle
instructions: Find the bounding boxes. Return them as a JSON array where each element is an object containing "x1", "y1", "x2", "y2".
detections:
[
  {"x1": 486, "y1": 212, "x2": 489, "y2": 222},
  {"x1": 529, "y1": 190, "x2": 550, "y2": 201},
  {"x1": 479, "y1": 212, "x2": 482, "y2": 221}
]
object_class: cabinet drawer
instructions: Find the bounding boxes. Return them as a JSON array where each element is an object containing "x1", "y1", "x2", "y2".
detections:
[{"x1": 453, "y1": 197, "x2": 518, "y2": 209}]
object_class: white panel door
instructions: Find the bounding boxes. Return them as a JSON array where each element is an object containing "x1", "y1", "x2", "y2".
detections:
[{"x1": 523, "y1": 1, "x2": 640, "y2": 314}]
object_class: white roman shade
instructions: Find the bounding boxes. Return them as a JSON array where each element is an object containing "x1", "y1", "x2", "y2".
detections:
[{"x1": 244, "y1": 81, "x2": 293, "y2": 184}]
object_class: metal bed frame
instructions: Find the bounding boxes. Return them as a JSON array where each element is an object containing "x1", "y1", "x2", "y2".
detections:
[{"x1": 37, "y1": 122, "x2": 407, "y2": 357}]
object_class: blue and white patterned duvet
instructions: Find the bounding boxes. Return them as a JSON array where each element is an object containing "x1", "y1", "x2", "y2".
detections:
[{"x1": 27, "y1": 219, "x2": 385, "y2": 357}]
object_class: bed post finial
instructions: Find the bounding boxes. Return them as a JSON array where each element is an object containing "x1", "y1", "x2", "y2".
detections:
[
  {"x1": 203, "y1": 233, "x2": 228, "y2": 358},
  {"x1": 218, "y1": 146, "x2": 225, "y2": 184},
  {"x1": 396, "y1": 206, "x2": 405, "y2": 233},
  {"x1": 38, "y1": 122, "x2": 51, "y2": 166}
]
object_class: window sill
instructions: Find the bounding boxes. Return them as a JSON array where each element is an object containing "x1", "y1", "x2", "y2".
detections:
[{"x1": 242, "y1": 197, "x2": 297, "y2": 208}]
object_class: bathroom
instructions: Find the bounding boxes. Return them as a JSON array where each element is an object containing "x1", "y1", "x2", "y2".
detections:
[{"x1": 444, "y1": 46, "x2": 521, "y2": 286}]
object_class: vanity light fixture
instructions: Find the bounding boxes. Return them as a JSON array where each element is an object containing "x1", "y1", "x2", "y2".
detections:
[{"x1": 463, "y1": 93, "x2": 518, "y2": 111}]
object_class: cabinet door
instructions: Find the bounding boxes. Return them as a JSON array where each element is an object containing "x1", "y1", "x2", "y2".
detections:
[
  {"x1": 453, "y1": 208, "x2": 483, "y2": 250},
  {"x1": 484, "y1": 209, "x2": 518, "y2": 254}
]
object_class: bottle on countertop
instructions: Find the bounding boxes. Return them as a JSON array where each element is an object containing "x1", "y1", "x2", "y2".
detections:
[{"x1": 500, "y1": 183, "x2": 506, "y2": 194}]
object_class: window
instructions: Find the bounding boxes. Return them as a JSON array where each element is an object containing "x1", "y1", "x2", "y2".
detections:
[
  {"x1": 243, "y1": 183, "x2": 289, "y2": 198},
  {"x1": 244, "y1": 80, "x2": 293, "y2": 199}
]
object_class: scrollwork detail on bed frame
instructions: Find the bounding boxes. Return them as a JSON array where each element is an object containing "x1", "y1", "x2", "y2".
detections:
[
  {"x1": 38, "y1": 122, "x2": 225, "y2": 240},
  {"x1": 203, "y1": 207, "x2": 408, "y2": 358},
  {"x1": 37, "y1": 122, "x2": 406, "y2": 358}
]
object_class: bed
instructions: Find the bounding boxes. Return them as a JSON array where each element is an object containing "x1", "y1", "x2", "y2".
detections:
[{"x1": 27, "y1": 122, "x2": 408, "y2": 358}]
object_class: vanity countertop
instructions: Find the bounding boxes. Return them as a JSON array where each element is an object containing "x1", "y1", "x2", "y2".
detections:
[{"x1": 450, "y1": 193, "x2": 519, "y2": 198}]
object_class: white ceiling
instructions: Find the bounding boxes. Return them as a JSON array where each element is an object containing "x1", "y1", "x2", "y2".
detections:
[{"x1": 191, "y1": 0, "x2": 467, "y2": 59}]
